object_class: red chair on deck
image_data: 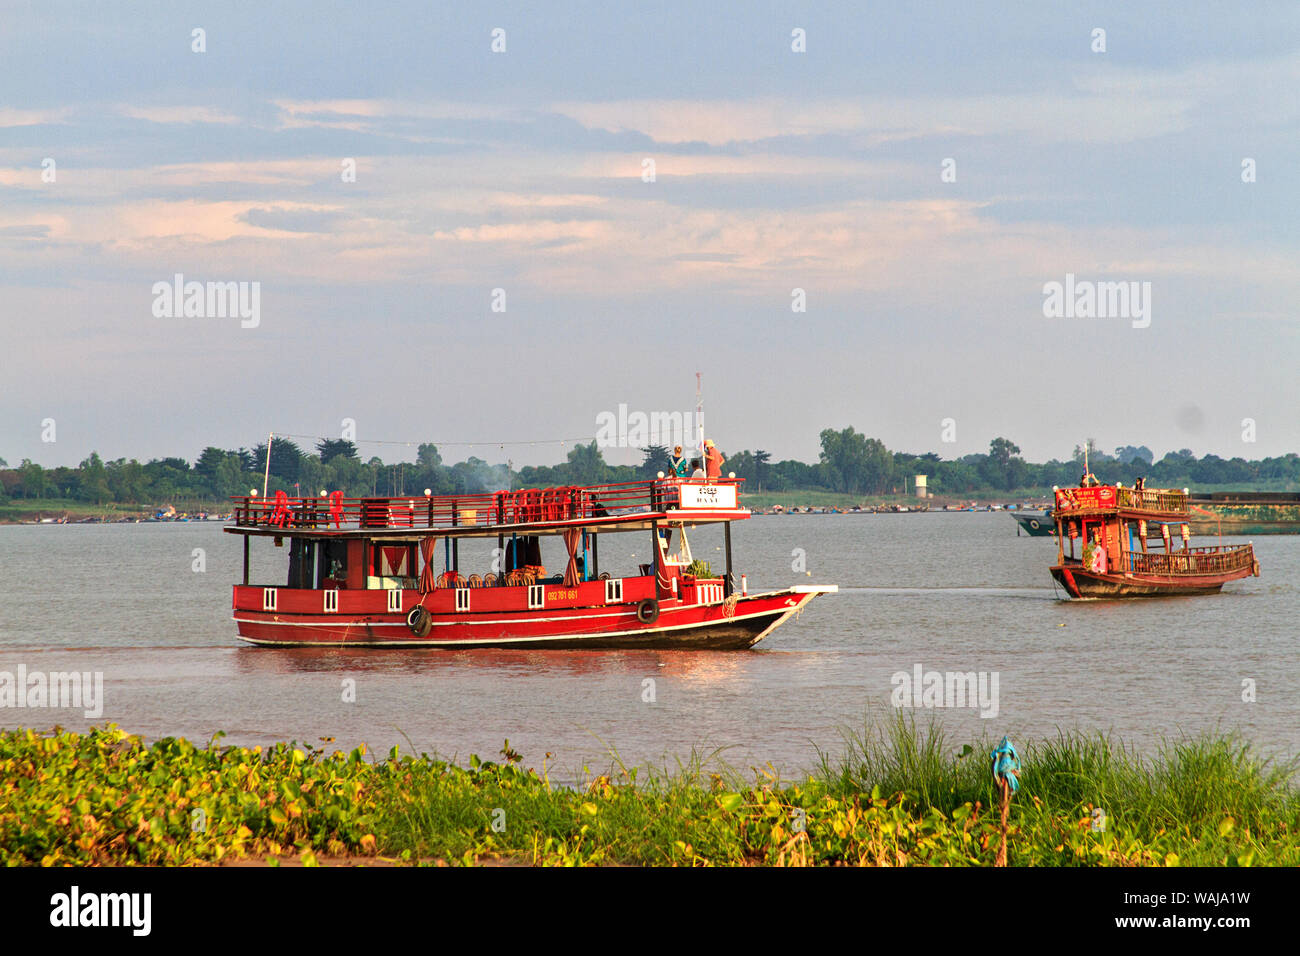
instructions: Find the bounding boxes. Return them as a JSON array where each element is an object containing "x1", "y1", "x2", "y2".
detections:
[{"x1": 268, "y1": 490, "x2": 291, "y2": 528}]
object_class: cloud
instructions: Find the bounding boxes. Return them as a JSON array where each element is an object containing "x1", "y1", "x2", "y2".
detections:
[
  {"x1": 116, "y1": 105, "x2": 244, "y2": 125},
  {"x1": 549, "y1": 52, "x2": 1300, "y2": 147},
  {"x1": 271, "y1": 98, "x2": 513, "y2": 134},
  {"x1": 551, "y1": 91, "x2": 1193, "y2": 146},
  {"x1": 0, "y1": 107, "x2": 69, "y2": 128}
]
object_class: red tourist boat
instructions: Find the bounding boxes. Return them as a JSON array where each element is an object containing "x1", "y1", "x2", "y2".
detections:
[
  {"x1": 225, "y1": 476, "x2": 836, "y2": 648},
  {"x1": 1050, "y1": 483, "x2": 1259, "y2": 598}
]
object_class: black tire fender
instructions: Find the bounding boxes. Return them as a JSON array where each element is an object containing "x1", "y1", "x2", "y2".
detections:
[
  {"x1": 406, "y1": 604, "x2": 432, "y2": 637},
  {"x1": 636, "y1": 598, "x2": 659, "y2": 624}
]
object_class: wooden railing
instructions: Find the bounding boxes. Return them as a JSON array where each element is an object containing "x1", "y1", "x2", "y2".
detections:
[
  {"x1": 230, "y1": 477, "x2": 744, "y2": 531},
  {"x1": 1116, "y1": 487, "x2": 1188, "y2": 513},
  {"x1": 1128, "y1": 545, "x2": 1254, "y2": 576}
]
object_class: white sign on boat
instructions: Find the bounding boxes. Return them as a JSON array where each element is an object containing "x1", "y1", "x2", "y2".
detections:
[{"x1": 680, "y1": 483, "x2": 737, "y2": 509}]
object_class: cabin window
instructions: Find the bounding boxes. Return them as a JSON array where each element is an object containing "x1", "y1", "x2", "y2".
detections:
[
  {"x1": 660, "y1": 526, "x2": 693, "y2": 567},
  {"x1": 387, "y1": 589, "x2": 403, "y2": 613},
  {"x1": 604, "y1": 578, "x2": 623, "y2": 603},
  {"x1": 368, "y1": 541, "x2": 419, "y2": 589},
  {"x1": 323, "y1": 590, "x2": 339, "y2": 613},
  {"x1": 262, "y1": 588, "x2": 277, "y2": 611},
  {"x1": 456, "y1": 588, "x2": 471, "y2": 612},
  {"x1": 318, "y1": 540, "x2": 349, "y2": 588},
  {"x1": 528, "y1": 584, "x2": 544, "y2": 609},
  {"x1": 505, "y1": 535, "x2": 542, "y2": 573},
  {"x1": 287, "y1": 538, "x2": 316, "y2": 589},
  {"x1": 372, "y1": 542, "x2": 416, "y2": 579}
]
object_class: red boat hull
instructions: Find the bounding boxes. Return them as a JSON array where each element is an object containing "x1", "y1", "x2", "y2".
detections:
[
  {"x1": 232, "y1": 584, "x2": 832, "y2": 649},
  {"x1": 1050, "y1": 563, "x2": 1252, "y2": 598}
]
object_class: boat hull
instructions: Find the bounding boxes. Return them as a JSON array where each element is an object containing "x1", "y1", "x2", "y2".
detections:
[
  {"x1": 232, "y1": 586, "x2": 833, "y2": 649},
  {"x1": 1011, "y1": 512, "x2": 1056, "y2": 536},
  {"x1": 1050, "y1": 564, "x2": 1251, "y2": 599}
]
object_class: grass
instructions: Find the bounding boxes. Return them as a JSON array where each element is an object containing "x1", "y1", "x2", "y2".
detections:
[
  {"x1": 2, "y1": 720, "x2": 1294, "y2": 866},
  {"x1": 0, "y1": 498, "x2": 230, "y2": 522}
]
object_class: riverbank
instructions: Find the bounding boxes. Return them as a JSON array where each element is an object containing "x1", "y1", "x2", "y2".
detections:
[
  {"x1": 3, "y1": 721, "x2": 1293, "y2": 866},
  {"x1": 0, "y1": 499, "x2": 230, "y2": 524}
]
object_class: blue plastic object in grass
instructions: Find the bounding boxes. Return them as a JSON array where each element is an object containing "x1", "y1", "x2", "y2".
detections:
[{"x1": 990, "y1": 736, "x2": 1021, "y2": 793}]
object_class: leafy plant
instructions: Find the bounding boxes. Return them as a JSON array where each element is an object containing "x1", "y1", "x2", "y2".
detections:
[{"x1": 685, "y1": 559, "x2": 712, "y2": 578}]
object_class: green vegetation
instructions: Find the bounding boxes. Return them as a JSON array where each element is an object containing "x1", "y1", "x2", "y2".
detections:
[
  {"x1": 3, "y1": 719, "x2": 1293, "y2": 866},
  {"x1": 2, "y1": 433, "x2": 1297, "y2": 516},
  {"x1": 0, "y1": 498, "x2": 204, "y2": 522}
]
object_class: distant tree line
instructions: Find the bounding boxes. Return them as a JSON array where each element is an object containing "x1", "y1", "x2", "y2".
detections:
[{"x1": 1, "y1": 432, "x2": 1297, "y2": 507}]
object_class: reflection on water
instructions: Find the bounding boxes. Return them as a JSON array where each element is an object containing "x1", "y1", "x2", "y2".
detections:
[{"x1": 0, "y1": 515, "x2": 1296, "y2": 777}]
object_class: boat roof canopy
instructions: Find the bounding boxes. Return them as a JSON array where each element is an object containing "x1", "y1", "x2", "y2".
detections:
[
  {"x1": 1053, "y1": 484, "x2": 1191, "y2": 518},
  {"x1": 224, "y1": 477, "x2": 749, "y2": 540}
]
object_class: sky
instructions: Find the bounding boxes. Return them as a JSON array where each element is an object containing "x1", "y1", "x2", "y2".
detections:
[{"x1": 2, "y1": 1, "x2": 1297, "y2": 470}]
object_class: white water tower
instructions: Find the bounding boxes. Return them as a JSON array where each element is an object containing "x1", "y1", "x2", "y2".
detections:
[{"x1": 915, "y1": 475, "x2": 928, "y2": 498}]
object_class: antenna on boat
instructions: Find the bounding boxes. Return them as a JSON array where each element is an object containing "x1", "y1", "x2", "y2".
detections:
[
  {"x1": 696, "y1": 371, "x2": 704, "y2": 454},
  {"x1": 262, "y1": 432, "x2": 273, "y2": 498}
]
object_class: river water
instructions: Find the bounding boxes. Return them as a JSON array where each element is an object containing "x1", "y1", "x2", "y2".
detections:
[{"x1": 1, "y1": 514, "x2": 1295, "y2": 781}]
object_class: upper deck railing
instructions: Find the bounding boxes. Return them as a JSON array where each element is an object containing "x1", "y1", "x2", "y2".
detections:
[
  {"x1": 230, "y1": 477, "x2": 744, "y2": 532},
  {"x1": 1116, "y1": 487, "x2": 1188, "y2": 513},
  {"x1": 1128, "y1": 544, "x2": 1255, "y2": 576},
  {"x1": 1055, "y1": 485, "x2": 1188, "y2": 515}
]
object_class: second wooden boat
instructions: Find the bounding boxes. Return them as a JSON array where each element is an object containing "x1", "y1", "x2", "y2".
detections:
[{"x1": 1049, "y1": 484, "x2": 1259, "y2": 598}]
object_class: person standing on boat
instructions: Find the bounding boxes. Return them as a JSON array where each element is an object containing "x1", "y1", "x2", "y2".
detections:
[
  {"x1": 690, "y1": 458, "x2": 706, "y2": 478},
  {"x1": 1085, "y1": 529, "x2": 1108, "y2": 573},
  {"x1": 670, "y1": 445, "x2": 690, "y2": 477},
  {"x1": 704, "y1": 439, "x2": 725, "y2": 480}
]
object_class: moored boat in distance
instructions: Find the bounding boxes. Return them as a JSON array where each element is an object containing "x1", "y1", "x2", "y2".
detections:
[
  {"x1": 1049, "y1": 484, "x2": 1259, "y2": 599},
  {"x1": 1010, "y1": 511, "x2": 1056, "y2": 536},
  {"x1": 224, "y1": 476, "x2": 836, "y2": 648}
]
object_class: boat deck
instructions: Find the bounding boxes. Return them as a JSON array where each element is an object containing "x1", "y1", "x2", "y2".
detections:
[{"x1": 225, "y1": 477, "x2": 747, "y2": 539}]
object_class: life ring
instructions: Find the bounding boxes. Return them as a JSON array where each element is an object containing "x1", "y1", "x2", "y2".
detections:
[
  {"x1": 1028, "y1": 519, "x2": 1041, "y2": 531},
  {"x1": 636, "y1": 598, "x2": 659, "y2": 624},
  {"x1": 406, "y1": 605, "x2": 432, "y2": 637},
  {"x1": 1252, "y1": 560, "x2": 1260, "y2": 577}
]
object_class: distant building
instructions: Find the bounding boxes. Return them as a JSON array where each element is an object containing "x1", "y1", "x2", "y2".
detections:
[{"x1": 915, "y1": 475, "x2": 929, "y2": 498}]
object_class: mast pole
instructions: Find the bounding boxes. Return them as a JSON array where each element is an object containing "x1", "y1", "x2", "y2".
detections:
[
  {"x1": 696, "y1": 371, "x2": 704, "y2": 457},
  {"x1": 262, "y1": 432, "x2": 273, "y2": 498}
]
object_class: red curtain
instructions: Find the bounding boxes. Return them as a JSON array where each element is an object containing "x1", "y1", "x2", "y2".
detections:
[
  {"x1": 419, "y1": 536, "x2": 439, "y2": 592},
  {"x1": 562, "y1": 528, "x2": 582, "y2": 586}
]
